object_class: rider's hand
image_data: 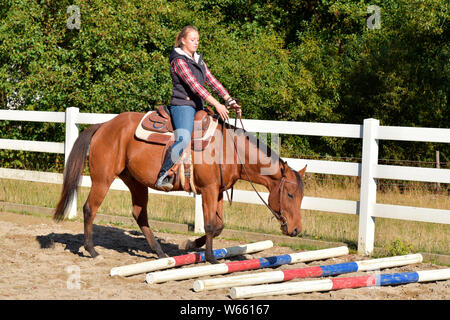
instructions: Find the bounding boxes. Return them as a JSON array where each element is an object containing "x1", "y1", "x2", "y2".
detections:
[
  {"x1": 224, "y1": 96, "x2": 241, "y2": 118},
  {"x1": 215, "y1": 103, "x2": 230, "y2": 121},
  {"x1": 233, "y1": 104, "x2": 242, "y2": 117}
]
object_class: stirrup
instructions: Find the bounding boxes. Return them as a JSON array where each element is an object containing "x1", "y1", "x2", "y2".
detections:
[{"x1": 156, "y1": 171, "x2": 174, "y2": 190}]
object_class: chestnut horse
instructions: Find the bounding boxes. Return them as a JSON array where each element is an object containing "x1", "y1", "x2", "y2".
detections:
[{"x1": 53, "y1": 111, "x2": 306, "y2": 264}]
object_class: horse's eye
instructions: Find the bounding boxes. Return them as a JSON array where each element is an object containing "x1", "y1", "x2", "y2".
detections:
[{"x1": 287, "y1": 193, "x2": 294, "y2": 199}]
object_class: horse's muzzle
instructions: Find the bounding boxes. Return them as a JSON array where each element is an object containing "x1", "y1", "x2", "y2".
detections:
[
  {"x1": 281, "y1": 224, "x2": 299, "y2": 237},
  {"x1": 289, "y1": 227, "x2": 299, "y2": 237},
  {"x1": 281, "y1": 227, "x2": 299, "y2": 237}
]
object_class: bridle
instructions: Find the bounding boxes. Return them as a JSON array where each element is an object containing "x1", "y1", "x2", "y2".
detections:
[
  {"x1": 276, "y1": 174, "x2": 299, "y2": 233},
  {"x1": 218, "y1": 106, "x2": 299, "y2": 232},
  {"x1": 235, "y1": 145, "x2": 298, "y2": 232}
]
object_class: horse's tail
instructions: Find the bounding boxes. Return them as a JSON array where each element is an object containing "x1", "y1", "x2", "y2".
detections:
[{"x1": 53, "y1": 123, "x2": 102, "y2": 222}]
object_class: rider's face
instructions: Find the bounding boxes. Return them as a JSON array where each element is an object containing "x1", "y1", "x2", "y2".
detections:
[{"x1": 181, "y1": 31, "x2": 199, "y2": 56}]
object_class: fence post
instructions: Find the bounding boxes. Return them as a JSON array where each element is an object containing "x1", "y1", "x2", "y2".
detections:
[
  {"x1": 194, "y1": 194, "x2": 204, "y2": 233},
  {"x1": 358, "y1": 118, "x2": 379, "y2": 255},
  {"x1": 64, "y1": 107, "x2": 79, "y2": 219}
]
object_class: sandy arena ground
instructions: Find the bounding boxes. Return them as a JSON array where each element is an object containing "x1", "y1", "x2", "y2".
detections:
[{"x1": 0, "y1": 211, "x2": 449, "y2": 301}]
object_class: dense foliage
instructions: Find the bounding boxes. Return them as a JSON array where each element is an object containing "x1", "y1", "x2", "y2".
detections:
[{"x1": 0, "y1": 0, "x2": 448, "y2": 170}]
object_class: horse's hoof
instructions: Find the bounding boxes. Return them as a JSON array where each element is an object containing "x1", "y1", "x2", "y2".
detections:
[
  {"x1": 179, "y1": 239, "x2": 195, "y2": 251},
  {"x1": 83, "y1": 246, "x2": 100, "y2": 259},
  {"x1": 157, "y1": 251, "x2": 168, "y2": 259},
  {"x1": 206, "y1": 256, "x2": 220, "y2": 264},
  {"x1": 91, "y1": 254, "x2": 104, "y2": 264}
]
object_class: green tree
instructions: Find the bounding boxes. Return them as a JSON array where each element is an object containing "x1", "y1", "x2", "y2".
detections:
[{"x1": 0, "y1": 0, "x2": 448, "y2": 169}]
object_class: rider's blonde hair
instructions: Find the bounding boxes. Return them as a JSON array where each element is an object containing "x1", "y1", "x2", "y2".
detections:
[{"x1": 175, "y1": 25, "x2": 198, "y2": 48}]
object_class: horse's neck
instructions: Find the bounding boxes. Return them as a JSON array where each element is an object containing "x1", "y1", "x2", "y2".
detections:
[
  {"x1": 239, "y1": 160, "x2": 282, "y2": 192},
  {"x1": 226, "y1": 126, "x2": 281, "y2": 192}
]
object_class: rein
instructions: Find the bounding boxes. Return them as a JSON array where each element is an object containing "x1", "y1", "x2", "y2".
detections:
[{"x1": 219, "y1": 111, "x2": 294, "y2": 229}]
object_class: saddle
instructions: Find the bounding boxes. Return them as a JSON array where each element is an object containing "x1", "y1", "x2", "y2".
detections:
[
  {"x1": 135, "y1": 105, "x2": 218, "y2": 151},
  {"x1": 135, "y1": 106, "x2": 219, "y2": 193}
]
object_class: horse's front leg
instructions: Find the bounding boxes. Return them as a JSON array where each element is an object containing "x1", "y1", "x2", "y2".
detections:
[
  {"x1": 201, "y1": 188, "x2": 222, "y2": 264},
  {"x1": 178, "y1": 190, "x2": 224, "y2": 264}
]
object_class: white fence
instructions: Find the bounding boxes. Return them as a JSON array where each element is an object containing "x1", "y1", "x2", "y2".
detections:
[{"x1": 0, "y1": 107, "x2": 449, "y2": 255}]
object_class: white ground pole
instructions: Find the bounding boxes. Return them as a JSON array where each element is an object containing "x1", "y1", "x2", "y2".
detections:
[
  {"x1": 146, "y1": 246, "x2": 349, "y2": 284},
  {"x1": 110, "y1": 240, "x2": 273, "y2": 277},
  {"x1": 193, "y1": 253, "x2": 423, "y2": 292},
  {"x1": 230, "y1": 268, "x2": 450, "y2": 299}
]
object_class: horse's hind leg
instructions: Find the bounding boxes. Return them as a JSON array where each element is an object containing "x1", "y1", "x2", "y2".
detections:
[
  {"x1": 119, "y1": 172, "x2": 167, "y2": 258},
  {"x1": 83, "y1": 180, "x2": 112, "y2": 258}
]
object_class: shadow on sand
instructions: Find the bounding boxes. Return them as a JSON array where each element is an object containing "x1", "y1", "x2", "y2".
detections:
[{"x1": 35, "y1": 224, "x2": 182, "y2": 258}]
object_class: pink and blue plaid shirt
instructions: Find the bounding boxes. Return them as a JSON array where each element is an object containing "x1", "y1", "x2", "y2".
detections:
[{"x1": 171, "y1": 58, "x2": 229, "y2": 100}]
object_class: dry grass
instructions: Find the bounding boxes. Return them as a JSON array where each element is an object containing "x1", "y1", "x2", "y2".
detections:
[
  {"x1": 301, "y1": 175, "x2": 449, "y2": 254},
  {"x1": 0, "y1": 176, "x2": 448, "y2": 255}
]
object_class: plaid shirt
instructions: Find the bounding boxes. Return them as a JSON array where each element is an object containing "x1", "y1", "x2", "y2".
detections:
[{"x1": 171, "y1": 58, "x2": 229, "y2": 100}]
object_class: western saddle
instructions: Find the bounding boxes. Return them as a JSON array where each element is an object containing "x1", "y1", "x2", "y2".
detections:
[{"x1": 135, "y1": 105, "x2": 219, "y2": 193}]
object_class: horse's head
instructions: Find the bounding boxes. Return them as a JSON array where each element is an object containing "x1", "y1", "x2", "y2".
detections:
[{"x1": 268, "y1": 162, "x2": 307, "y2": 237}]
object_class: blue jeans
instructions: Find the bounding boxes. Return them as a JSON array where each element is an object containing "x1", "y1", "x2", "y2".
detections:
[{"x1": 169, "y1": 105, "x2": 196, "y2": 163}]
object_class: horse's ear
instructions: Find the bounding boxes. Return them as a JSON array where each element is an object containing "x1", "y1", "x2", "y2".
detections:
[
  {"x1": 280, "y1": 159, "x2": 288, "y2": 175},
  {"x1": 298, "y1": 165, "x2": 307, "y2": 179}
]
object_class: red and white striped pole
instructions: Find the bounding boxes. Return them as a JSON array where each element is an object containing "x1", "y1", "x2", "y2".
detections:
[
  {"x1": 110, "y1": 240, "x2": 273, "y2": 277},
  {"x1": 194, "y1": 254, "x2": 423, "y2": 291}
]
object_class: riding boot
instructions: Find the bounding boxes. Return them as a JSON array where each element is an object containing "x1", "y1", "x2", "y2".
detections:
[{"x1": 155, "y1": 147, "x2": 176, "y2": 190}]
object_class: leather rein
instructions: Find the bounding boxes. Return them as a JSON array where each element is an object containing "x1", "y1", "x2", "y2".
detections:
[{"x1": 217, "y1": 106, "x2": 297, "y2": 230}]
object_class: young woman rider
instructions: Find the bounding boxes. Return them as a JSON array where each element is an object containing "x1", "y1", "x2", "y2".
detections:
[{"x1": 155, "y1": 25, "x2": 241, "y2": 190}]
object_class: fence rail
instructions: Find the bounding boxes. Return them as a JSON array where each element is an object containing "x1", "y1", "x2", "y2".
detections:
[{"x1": 0, "y1": 108, "x2": 449, "y2": 255}]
